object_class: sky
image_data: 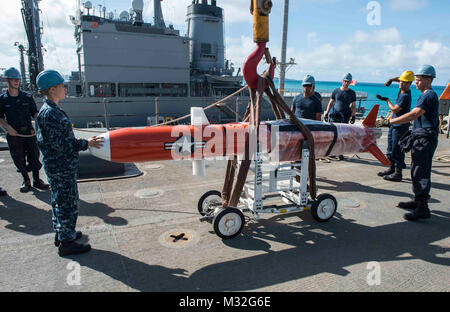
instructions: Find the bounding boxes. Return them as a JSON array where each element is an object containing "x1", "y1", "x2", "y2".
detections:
[{"x1": 0, "y1": 0, "x2": 448, "y2": 85}]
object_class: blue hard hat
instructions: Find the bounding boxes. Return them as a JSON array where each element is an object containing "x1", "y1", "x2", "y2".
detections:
[
  {"x1": 343, "y1": 73, "x2": 353, "y2": 82},
  {"x1": 4, "y1": 67, "x2": 21, "y2": 79},
  {"x1": 36, "y1": 70, "x2": 65, "y2": 91},
  {"x1": 415, "y1": 64, "x2": 436, "y2": 78},
  {"x1": 302, "y1": 75, "x2": 315, "y2": 86}
]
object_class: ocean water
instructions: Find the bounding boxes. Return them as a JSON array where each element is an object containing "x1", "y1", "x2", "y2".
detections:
[{"x1": 275, "y1": 78, "x2": 447, "y2": 117}]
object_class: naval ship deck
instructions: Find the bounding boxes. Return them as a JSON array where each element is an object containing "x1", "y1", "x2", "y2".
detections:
[{"x1": 0, "y1": 127, "x2": 449, "y2": 292}]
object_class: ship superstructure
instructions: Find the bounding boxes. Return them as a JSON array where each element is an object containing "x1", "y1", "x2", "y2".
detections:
[
  {"x1": 60, "y1": 0, "x2": 248, "y2": 127},
  {"x1": 71, "y1": 0, "x2": 190, "y2": 98}
]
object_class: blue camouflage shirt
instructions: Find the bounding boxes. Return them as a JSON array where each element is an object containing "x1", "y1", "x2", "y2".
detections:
[{"x1": 36, "y1": 99, "x2": 88, "y2": 175}]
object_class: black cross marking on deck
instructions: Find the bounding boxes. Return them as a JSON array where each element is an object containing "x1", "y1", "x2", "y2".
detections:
[{"x1": 170, "y1": 233, "x2": 188, "y2": 243}]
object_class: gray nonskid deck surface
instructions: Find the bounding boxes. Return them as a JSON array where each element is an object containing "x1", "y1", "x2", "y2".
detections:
[{"x1": 0, "y1": 130, "x2": 449, "y2": 292}]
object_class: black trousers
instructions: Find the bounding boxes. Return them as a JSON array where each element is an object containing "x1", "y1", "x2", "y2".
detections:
[
  {"x1": 410, "y1": 135, "x2": 438, "y2": 202},
  {"x1": 6, "y1": 135, "x2": 42, "y2": 180}
]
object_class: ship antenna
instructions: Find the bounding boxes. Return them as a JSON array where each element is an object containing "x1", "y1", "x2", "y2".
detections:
[{"x1": 132, "y1": 0, "x2": 144, "y2": 25}]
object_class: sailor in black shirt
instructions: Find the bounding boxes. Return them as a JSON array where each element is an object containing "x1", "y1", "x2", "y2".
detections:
[{"x1": 0, "y1": 67, "x2": 49, "y2": 193}]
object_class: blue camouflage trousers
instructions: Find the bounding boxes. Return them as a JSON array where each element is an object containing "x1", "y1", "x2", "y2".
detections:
[
  {"x1": 47, "y1": 173, "x2": 79, "y2": 243},
  {"x1": 387, "y1": 125, "x2": 409, "y2": 170}
]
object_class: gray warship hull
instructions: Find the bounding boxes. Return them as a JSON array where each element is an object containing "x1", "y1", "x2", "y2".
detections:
[{"x1": 36, "y1": 94, "x2": 338, "y2": 128}]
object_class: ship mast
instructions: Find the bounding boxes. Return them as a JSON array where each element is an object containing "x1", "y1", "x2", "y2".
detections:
[
  {"x1": 20, "y1": 0, "x2": 44, "y2": 91},
  {"x1": 153, "y1": 0, "x2": 166, "y2": 28},
  {"x1": 278, "y1": 0, "x2": 289, "y2": 96}
]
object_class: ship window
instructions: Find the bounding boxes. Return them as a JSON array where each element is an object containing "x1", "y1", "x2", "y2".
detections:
[
  {"x1": 118, "y1": 83, "x2": 161, "y2": 97},
  {"x1": 88, "y1": 83, "x2": 116, "y2": 97},
  {"x1": 118, "y1": 83, "x2": 187, "y2": 97},
  {"x1": 200, "y1": 43, "x2": 216, "y2": 59},
  {"x1": 201, "y1": 43, "x2": 212, "y2": 55},
  {"x1": 161, "y1": 83, "x2": 188, "y2": 97}
]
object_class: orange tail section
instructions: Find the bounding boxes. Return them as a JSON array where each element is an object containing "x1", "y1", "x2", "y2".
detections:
[
  {"x1": 362, "y1": 104, "x2": 379, "y2": 128},
  {"x1": 366, "y1": 144, "x2": 391, "y2": 166},
  {"x1": 361, "y1": 104, "x2": 391, "y2": 166}
]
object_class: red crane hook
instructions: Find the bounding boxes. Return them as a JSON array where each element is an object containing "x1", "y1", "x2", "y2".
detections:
[{"x1": 243, "y1": 42, "x2": 276, "y2": 91}]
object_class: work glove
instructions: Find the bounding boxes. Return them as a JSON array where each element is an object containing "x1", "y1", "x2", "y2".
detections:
[
  {"x1": 324, "y1": 113, "x2": 329, "y2": 122},
  {"x1": 376, "y1": 95, "x2": 389, "y2": 102},
  {"x1": 350, "y1": 116, "x2": 356, "y2": 124},
  {"x1": 376, "y1": 118, "x2": 391, "y2": 128}
]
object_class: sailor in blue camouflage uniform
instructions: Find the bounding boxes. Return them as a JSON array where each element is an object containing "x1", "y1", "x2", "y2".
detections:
[
  {"x1": 35, "y1": 70, "x2": 103, "y2": 256},
  {"x1": 377, "y1": 65, "x2": 440, "y2": 221}
]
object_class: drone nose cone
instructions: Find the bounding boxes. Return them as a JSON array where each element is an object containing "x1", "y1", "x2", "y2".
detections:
[{"x1": 89, "y1": 132, "x2": 110, "y2": 161}]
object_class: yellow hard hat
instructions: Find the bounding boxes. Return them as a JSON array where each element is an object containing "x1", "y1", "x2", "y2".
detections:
[{"x1": 399, "y1": 71, "x2": 415, "y2": 82}]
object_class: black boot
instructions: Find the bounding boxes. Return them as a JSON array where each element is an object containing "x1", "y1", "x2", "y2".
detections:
[
  {"x1": 384, "y1": 167, "x2": 402, "y2": 182},
  {"x1": 0, "y1": 187, "x2": 7, "y2": 196},
  {"x1": 19, "y1": 171, "x2": 32, "y2": 193},
  {"x1": 397, "y1": 200, "x2": 417, "y2": 210},
  {"x1": 54, "y1": 231, "x2": 83, "y2": 247},
  {"x1": 404, "y1": 200, "x2": 431, "y2": 221},
  {"x1": 33, "y1": 171, "x2": 49, "y2": 190},
  {"x1": 33, "y1": 179, "x2": 50, "y2": 190},
  {"x1": 58, "y1": 241, "x2": 91, "y2": 257},
  {"x1": 20, "y1": 180, "x2": 32, "y2": 193},
  {"x1": 378, "y1": 165, "x2": 394, "y2": 177}
]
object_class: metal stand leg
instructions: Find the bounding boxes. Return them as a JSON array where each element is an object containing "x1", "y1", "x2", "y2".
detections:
[
  {"x1": 253, "y1": 142, "x2": 263, "y2": 213},
  {"x1": 299, "y1": 143, "x2": 310, "y2": 206}
]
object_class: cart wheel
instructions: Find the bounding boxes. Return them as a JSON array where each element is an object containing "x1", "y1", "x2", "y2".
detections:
[
  {"x1": 311, "y1": 194, "x2": 337, "y2": 222},
  {"x1": 198, "y1": 190, "x2": 222, "y2": 216},
  {"x1": 213, "y1": 207, "x2": 245, "y2": 239}
]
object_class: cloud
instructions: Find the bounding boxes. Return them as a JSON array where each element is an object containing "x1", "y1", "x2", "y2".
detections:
[
  {"x1": 144, "y1": 0, "x2": 250, "y2": 30},
  {"x1": 283, "y1": 27, "x2": 449, "y2": 84},
  {"x1": 0, "y1": 0, "x2": 77, "y2": 73},
  {"x1": 414, "y1": 40, "x2": 450, "y2": 70},
  {"x1": 307, "y1": 32, "x2": 319, "y2": 44},
  {"x1": 0, "y1": 1, "x2": 27, "y2": 69},
  {"x1": 353, "y1": 31, "x2": 370, "y2": 43},
  {"x1": 352, "y1": 28, "x2": 402, "y2": 44},
  {"x1": 373, "y1": 27, "x2": 402, "y2": 43},
  {"x1": 389, "y1": 0, "x2": 429, "y2": 11}
]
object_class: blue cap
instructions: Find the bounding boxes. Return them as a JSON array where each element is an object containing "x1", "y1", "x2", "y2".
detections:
[
  {"x1": 343, "y1": 73, "x2": 353, "y2": 82},
  {"x1": 415, "y1": 64, "x2": 436, "y2": 78},
  {"x1": 4, "y1": 67, "x2": 21, "y2": 79},
  {"x1": 302, "y1": 75, "x2": 315, "y2": 86},
  {"x1": 36, "y1": 70, "x2": 65, "y2": 91}
]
